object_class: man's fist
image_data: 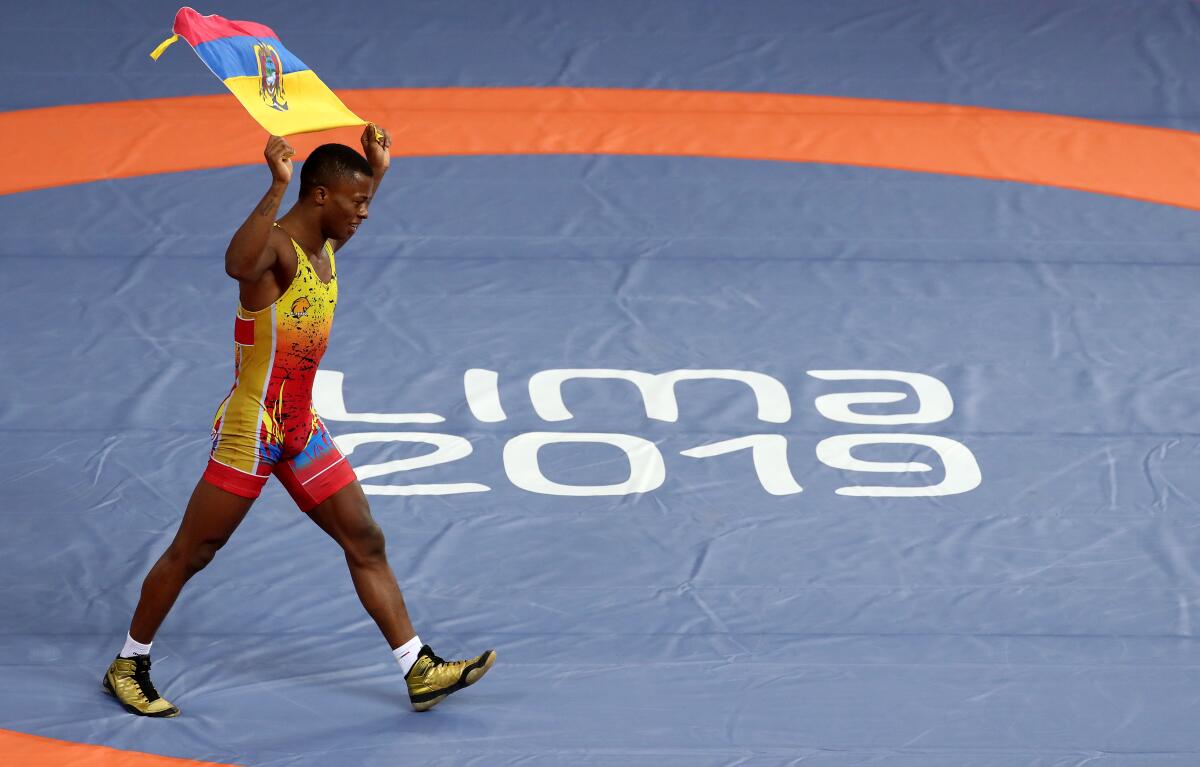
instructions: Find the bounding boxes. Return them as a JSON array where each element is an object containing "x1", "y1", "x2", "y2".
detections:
[
  {"x1": 362, "y1": 123, "x2": 391, "y2": 172},
  {"x1": 265, "y1": 135, "x2": 295, "y2": 185}
]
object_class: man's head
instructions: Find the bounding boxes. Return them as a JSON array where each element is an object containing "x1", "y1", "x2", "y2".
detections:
[{"x1": 299, "y1": 144, "x2": 374, "y2": 240}]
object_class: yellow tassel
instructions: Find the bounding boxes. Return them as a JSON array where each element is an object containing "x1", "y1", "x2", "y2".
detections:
[{"x1": 149, "y1": 33, "x2": 180, "y2": 61}]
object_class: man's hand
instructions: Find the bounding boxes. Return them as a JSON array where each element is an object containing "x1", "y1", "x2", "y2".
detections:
[
  {"x1": 265, "y1": 135, "x2": 295, "y2": 185},
  {"x1": 362, "y1": 123, "x2": 391, "y2": 173}
]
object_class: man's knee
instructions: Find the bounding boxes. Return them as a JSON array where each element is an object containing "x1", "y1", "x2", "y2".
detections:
[
  {"x1": 343, "y1": 515, "x2": 387, "y2": 567},
  {"x1": 169, "y1": 537, "x2": 228, "y2": 577}
]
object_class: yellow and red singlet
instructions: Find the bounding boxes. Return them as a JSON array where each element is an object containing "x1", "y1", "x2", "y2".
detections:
[{"x1": 203, "y1": 227, "x2": 356, "y2": 510}]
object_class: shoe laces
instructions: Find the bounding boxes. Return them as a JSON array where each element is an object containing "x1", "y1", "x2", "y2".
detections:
[
  {"x1": 131, "y1": 656, "x2": 162, "y2": 701},
  {"x1": 423, "y1": 647, "x2": 474, "y2": 673}
]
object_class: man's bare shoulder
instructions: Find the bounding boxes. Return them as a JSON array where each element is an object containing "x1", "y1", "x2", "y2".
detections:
[
  {"x1": 268, "y1": 225, "x2": 300, "y2": 261},
  {"x1": 257, "y1": 224, "x2": 298, "y2": 288}
]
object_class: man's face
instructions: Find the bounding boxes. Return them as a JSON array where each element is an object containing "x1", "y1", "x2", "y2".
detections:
[{"x1": 320, "y1": 172, "x2": 372, "y2": 240}]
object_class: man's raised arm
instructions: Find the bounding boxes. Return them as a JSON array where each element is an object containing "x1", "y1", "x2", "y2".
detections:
[
  {"x1": 225, "y1": 135, "x2": 293, "y2": 282},
  {"x1": 361, "y1": 123, "x2": 391, "y2": 199},
  {"x1": 330, "y1": 124, "x2": 391, "y2": 253}
]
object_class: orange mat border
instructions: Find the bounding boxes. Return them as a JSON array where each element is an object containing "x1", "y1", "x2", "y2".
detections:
[
  {"x1": 3, "y1": 87, "x2": 1200, "y2": 209},
  {"x1": 0, "y1": 728, "x2": 237, "y2": 766}
]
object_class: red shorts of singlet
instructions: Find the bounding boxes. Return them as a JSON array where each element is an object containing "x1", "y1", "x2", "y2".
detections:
[{"x1": 203, "y1": 416, "x2": 357, "y2": 512}]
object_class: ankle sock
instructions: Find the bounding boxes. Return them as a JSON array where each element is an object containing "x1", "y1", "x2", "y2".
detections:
[
  {"x1": 120, "y1": 633, "x2": 152, "y2": 658},
  {"x1": 392, "y1": 635, "x2": 423, "y2": 676}
]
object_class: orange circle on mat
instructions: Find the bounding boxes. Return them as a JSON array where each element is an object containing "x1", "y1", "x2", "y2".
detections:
[{"x1": 3, "y1": 87, "x2": 1200, "y2": 210}]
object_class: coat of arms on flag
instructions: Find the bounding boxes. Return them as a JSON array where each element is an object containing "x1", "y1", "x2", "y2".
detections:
[{"x1": 254, "y1": 42, "x2": 288, "y2": 112}]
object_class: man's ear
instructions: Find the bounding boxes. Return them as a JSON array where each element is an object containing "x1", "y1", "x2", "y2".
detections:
[{"x1": 313, "y1": 185, "x2": 329, "y2": 205}]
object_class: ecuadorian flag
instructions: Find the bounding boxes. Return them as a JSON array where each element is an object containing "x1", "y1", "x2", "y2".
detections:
[{"x1": 151, "y1": 7, "x2": 365, "y2": 135}]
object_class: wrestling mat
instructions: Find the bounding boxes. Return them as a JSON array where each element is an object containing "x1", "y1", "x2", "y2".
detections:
[{"x1": 3, "y1": 1, "x2": 1200, "y2": 764}]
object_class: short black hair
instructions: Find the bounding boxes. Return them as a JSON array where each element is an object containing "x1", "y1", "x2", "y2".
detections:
[{"x1": 299, "y1": 143, "x2": 373, "y2": 196}]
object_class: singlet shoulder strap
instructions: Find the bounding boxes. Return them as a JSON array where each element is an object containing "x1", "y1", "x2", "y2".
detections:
[
  {"x1": 272, "y1": 222, "x2": 312, "y2": 264},
  {"x1": 321, "y1": 242, "x2": 336, "y2": 278}
]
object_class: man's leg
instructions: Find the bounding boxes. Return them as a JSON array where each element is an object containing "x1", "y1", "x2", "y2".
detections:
[
  {"x1": 104, "y1": 477, "x2": 256, "y2": 717},
  {"x1": 306, "y1": 481, "x2": 415, "y2": 647},
  {"x1": 129, "y1": 477, "x2": 257, "y2": 642},
  {"x1": 304, "y1": 480, "x2": 495, "y2": 711}
]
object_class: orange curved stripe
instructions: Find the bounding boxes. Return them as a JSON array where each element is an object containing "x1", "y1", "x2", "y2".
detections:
[
  {"x1": 0, "y1": 728, "x2": 238, "y2": 766},
  {"x1": 3, "y1": 86, "x2": 1200, "y2": 209}
]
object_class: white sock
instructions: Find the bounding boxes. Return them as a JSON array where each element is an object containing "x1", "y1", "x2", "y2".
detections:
[
  {"x1": 392, "y1": 635, "x2": 423, "y2": 676},
  {"x1": 120, "y1": 633, "x2": 152, "y2": 658}
]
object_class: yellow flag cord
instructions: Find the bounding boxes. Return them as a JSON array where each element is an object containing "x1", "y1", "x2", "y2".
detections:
[{"x1": 149, "y1": 33, "x2": 180, "y2": 61}]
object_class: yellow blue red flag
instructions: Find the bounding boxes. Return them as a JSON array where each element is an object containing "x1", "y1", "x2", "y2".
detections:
[{"x1": 150, "y1": 6, "x2": 365, "y2": 135}]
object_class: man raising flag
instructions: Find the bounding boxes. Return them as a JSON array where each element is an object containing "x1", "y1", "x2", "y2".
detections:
[{"x1": 104, "y1": 11, "x2": 495, "y2": 717}]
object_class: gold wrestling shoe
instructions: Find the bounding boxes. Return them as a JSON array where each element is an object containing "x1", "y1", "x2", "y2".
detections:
[
  {"x1": 405, "y1": 645, "x2": 495, "y2": 712},
  {"x1": 102, "y1": 655, "x2": 180, "y2": 717}
]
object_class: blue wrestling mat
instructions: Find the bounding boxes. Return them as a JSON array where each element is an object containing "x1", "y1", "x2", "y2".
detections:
[{"x1": 3, "y1": 1, "x2": 1200, "y2": 764}]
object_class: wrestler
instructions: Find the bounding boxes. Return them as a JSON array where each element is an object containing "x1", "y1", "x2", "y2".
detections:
[{"x1": 103, "y1": 125, "x2": 493, "y2": 717}]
